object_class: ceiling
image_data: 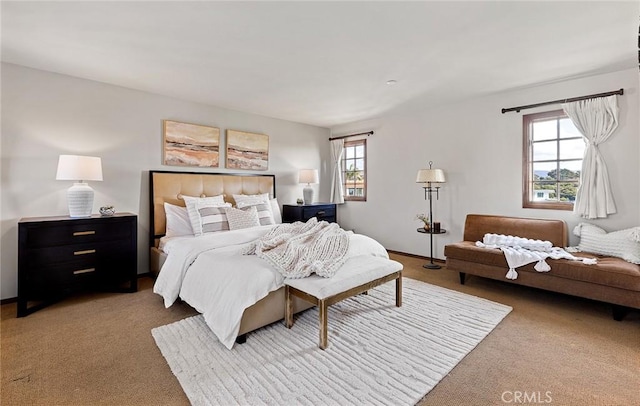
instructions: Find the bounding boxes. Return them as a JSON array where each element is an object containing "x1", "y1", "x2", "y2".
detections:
[{"x1": 2, "y1": 1, "x2": 638, "y2": 128}]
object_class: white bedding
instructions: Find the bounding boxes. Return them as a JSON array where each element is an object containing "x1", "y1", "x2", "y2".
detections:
[{"x1": 153, "y1": 223, "x2": 391, "y2": 349}]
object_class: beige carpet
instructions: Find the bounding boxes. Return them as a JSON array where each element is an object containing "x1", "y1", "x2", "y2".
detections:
[{"x1": 2, "y1": 253, "x2": 639, "y2": 405}]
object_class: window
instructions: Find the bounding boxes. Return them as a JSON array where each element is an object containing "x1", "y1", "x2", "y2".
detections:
[
  {"x1": 342, "y1": 139, "x2": 367, "y2": 201},
  {"x1": 523, "y1": 110, "x2": 584, "y2": 210}
]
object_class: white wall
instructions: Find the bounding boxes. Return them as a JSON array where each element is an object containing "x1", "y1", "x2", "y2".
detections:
[
  {"x1": 1, "y1": 63, "x2": 330, "y2": 300},
  {"x1": 331, "y1": 68, "x2": 639, "y2": 260}
]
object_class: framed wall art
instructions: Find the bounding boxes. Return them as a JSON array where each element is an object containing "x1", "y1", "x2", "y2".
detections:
[
  {"x1": 226, "y1": 129, "x2": 269, "y2": 170},
  {"x1": 163, "y1": 120, "x2": 220, "y2": 167}
]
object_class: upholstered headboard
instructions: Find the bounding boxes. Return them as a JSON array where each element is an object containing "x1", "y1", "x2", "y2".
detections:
[{"x1": 149, "y1": 170, "x2": 275, "y2": 247}]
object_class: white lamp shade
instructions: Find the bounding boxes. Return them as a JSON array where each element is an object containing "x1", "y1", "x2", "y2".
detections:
[
  {"x1": 416, "y1": 168, "x2": 446, "y2": 183},
  {"x1": 298, "y1": 169, "x2": 319, "y2": 184},
  {"x1": 56, "y1": 155, "x2": 103, "y2": 181}
]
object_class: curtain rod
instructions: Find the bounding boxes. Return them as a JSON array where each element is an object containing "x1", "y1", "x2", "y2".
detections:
[
  {"x1": 329, "y1": 131, "x2": 374, "y2": 141},
  {"x1": 501, "y1": 88, "x2": 624, "y2": 114}
]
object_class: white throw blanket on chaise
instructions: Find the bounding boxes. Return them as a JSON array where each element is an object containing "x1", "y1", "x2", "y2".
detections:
[
  {"x1": 476, "y1": 233, "x2": 597, "y2": 280},
  {"x1": 245, "y1": 217, "x2": 350, "y2": 278}
]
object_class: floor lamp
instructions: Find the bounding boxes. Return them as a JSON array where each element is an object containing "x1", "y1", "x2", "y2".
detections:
[{"x1": 416, "y1": 161, "x2": 446, "y2": 269}]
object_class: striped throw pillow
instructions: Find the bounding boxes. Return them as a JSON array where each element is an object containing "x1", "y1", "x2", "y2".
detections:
[
  {"x1": 240, "y1": 202, "x2": 275, "y2": 226},
  {"x1": 197, "y1": 202, "x2": 232, "y2": 235},
  {"x1": 182, "y1": 195, "x2": 226, "y2": 236}
]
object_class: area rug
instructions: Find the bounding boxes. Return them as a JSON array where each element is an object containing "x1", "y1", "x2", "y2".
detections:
[{"x1": 152, "y1": 278, "x2": 511, "y2": 405}]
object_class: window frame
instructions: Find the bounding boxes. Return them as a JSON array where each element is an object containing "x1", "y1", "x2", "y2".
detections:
[
  {"x1": 342, "y1": 139, "x2": 367, "y2": 202},
  {"x1": 522, "y1": 109, "x2": 583, "y2": 211}
]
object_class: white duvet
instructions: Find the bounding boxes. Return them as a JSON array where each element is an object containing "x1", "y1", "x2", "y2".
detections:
[{"x1": 153, "y1": 224, "x2": 390, "y2": 349}]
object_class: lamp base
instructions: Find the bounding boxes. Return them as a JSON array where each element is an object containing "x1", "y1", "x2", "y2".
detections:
[
  {"x1": 67, "y1": 182, "x2": 94, "y2": 218},
  {"x1": 423, "y1": 263, "x2": 442, "y2": 270},
  {"x1": 303, "y1": 185, "x2": 314, "y2": 205}
]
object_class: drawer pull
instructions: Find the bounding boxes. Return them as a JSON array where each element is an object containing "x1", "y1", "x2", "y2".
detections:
[
  {"x1": 74, "y1": 249, "x2": 96, "y2": 256},
  {"x1": 73, "y1": 268, "x2": 96, "y2": 275},
  {"x1": 317, "y1": 211, "x2": 326, "y2": 216},
  {"x1": 73, "y1": 231, "x2": 96, "y2": 236}
]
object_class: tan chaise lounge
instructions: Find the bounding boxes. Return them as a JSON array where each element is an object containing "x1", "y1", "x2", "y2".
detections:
[{"x1": 444, "y1": 214, "x2": 640, "y2": 320}]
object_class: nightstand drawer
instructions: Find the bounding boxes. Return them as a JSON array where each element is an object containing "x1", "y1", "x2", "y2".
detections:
[
  {"x1": 23, "y1": 240, "x2": 131, "y2": 267},
  {"x1": 23, "y1": 221, "x2": 133, "y2": 248},
  {"x1": 282, "y1": 203, "x2": 337, "y2": 224},
  {"x1": 302, "y1": 206, "x2": 335, "y2": 221}
]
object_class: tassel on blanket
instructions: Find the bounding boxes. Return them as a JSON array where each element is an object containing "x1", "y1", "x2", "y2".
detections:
[
  {"x1": 505, "y1": 268, "x2": 518, "y2": 280},
  {"x1": 534, "y1": 259, "x2": 551, "y2": 273}
]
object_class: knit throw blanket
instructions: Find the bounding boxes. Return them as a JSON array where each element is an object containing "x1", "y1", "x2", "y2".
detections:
[
  {"x1": 245, "y1": 218, "x2": 349, "y2": 279},
  {"x1": 476, "y1": 233, "x2": 597, "y2": 280}
]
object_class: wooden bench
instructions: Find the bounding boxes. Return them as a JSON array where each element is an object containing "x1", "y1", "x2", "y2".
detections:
[{"x1": 284, "y1": 256, "x2": 403, "y2": 349}]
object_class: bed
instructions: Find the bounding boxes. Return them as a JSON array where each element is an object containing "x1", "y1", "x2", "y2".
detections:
[{"x1": 149, "y1": 170, "x2": 399, "y2": 349}]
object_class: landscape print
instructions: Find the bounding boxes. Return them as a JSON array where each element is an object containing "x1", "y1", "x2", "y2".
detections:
[
  {"x1": 226, "y1": 130, "x2": 269, "y2": 170},
  {"x1": 163, "y1": 120, "x2": 220, "y2": 167}
]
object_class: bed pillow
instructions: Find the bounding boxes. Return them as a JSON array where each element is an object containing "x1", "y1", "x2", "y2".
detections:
[
  {"x1": 182, "y1": 195, "x2": 227, "y2": 236},
  {"x1": 235, "y1": 201, "x2": 275, "y2": 225},
  {"x1": 225, "y1": 206, "x2": 261, "y2": 230},
  {"x1": 164, "y1": 202, "x2": 193, "y2": 237},
  {"x1": 574, "y1": 223, "x2": 640, "y2": 264},
  {"x1": 196, "y1": 201, "x2": 231, "y2": 234},
  {"x1": 233, "y1": 193, "x2": 270, "y2": 207},
  {"x1": 234, "y1": 193, "x2": 276, "y2": 224},
  {"x1": 270, "y1": 198, "x2": 282, "y2": 224}
]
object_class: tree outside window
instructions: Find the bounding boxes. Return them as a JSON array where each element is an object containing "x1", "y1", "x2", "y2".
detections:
[{"x1": 523, "y1": 110, "x2": 584, "y2": 210}]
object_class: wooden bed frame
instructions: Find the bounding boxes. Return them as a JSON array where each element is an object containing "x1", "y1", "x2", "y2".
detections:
[{"x1": 148, "y1": 170, "x2": 312, "y2": 341}]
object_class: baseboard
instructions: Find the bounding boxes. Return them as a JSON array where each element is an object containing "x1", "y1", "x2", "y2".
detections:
[
  {"x1": 386, "y1": 250, "x2": 446, "y2": 264},
  {"x1": 1, "y1": 297, "x2": 17, "y2": 305}
]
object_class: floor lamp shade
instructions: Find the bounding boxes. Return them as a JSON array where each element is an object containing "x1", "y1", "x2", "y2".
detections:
[
  {"x1": 416, "y1": 168, "x2": 446, "y2": 183},
  {"x1": 56, "y1": 155, "x2": 103, "y2": 218},
  {"x1": 299, "y1": 169, "x2": 319, "y2": 205}
]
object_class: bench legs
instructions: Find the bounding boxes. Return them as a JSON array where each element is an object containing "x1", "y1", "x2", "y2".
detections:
[
  {"x1": 285, "y1": 271, "x2": 402, "y2": 350},
  {"x1": 319, "y1": 300, "x2": 328, "y2": 349},
  {"x1": 285, "y1": 285, "x2": 294, "y2": 328}
]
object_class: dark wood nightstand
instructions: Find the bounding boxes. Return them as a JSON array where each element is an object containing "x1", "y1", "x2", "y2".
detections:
[
  {"x1": 17, "y1": 212, "x2": 138, "y2": 317},
  {"x1": 282, "y1": 203, "x2": 337, "y2": 224}
]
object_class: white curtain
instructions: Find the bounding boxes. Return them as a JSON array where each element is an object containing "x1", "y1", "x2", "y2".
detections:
[
  {"x1": 330, "y1": 139, "x2": 345, "y2": 204},
  {"x1": 562, "y1": 95, "x2": 619, "y2": 219}
]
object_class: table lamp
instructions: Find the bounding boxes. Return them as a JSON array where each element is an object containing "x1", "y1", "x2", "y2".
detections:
[
  {"x1": 299, "y1": 169, "x2": 319, "y2": 205},
  {"x1": 56, "y1": 155, "x2": 103, "y2": 218}
]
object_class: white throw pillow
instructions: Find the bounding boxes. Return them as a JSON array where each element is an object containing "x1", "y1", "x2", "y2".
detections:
[
  {"x1": 182, "y1": 195, "x2": 227, "y2": 236},
  {"x1": 574, "y1": 223, "x2": 640, "y2": 264},
  {"x1": 225, "y1": 206, "x2": 261, "y2": 230},
  {"x1": 164, "y1": 202, "x2": 193, "y2": 237},
  {"x1": 270, "y1": 198, "x2": 282, "y2": 224},
  {"x1": 233, "y1": 193, "x2": 270, "y2": 207},
  {"x1": 197, "y1": 201, "x2": 231, "y2": 234}
]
